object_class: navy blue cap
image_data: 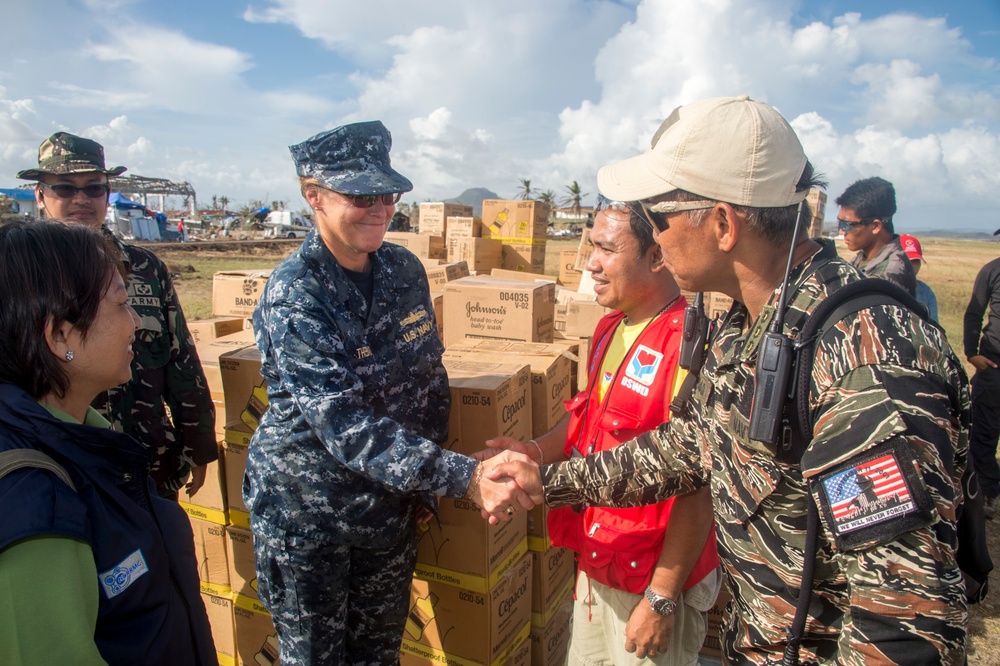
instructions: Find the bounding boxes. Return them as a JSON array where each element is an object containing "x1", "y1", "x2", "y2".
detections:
[{"x1": 289, "y1": 121, "x2": 413, "y2": 196}]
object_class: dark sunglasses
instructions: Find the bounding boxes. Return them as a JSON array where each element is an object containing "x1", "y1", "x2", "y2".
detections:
[
  {"x1": 335, "y1": 191, "x2": 402, "y2": 208},
  {"x1": 836, "y1": 217, "x2": 875, "y2": 233},
  {"x1": 41, "y1": 182, "x2": 110, "y2": 199}
]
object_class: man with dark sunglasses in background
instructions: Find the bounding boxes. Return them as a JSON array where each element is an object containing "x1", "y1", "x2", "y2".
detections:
[
  {"x1": 16, "y1": 132, "x2": 217, "y2": 501},
  {"x1": 836, "y1": 176, "x2": 916, "y2": 296}
]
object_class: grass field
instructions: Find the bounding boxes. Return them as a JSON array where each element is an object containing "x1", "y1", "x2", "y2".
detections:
[{"x1": 159, "y1": 235, "x2": 1000, "y2": 664}]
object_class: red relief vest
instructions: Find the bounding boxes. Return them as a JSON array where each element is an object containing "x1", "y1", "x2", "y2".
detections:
[{"x1": 547, "y1": 299, "x2": 718, "y2": 594}]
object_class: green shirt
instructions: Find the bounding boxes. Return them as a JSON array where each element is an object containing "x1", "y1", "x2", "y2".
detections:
[{"x1": 0, "y1": 404, "x2": 109, "y2": 665}]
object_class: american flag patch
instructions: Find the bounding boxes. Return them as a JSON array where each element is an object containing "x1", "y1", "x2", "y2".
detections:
[{"x1": 821, "y1": 452, "x2": 915, "y2": 535}]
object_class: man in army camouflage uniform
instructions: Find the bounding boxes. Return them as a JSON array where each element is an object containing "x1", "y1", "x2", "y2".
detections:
[
  {"x1": 837, "y1": 176, "x2": 917, "y2": 297},
  {"x1": 17, "y1": 133, "x2": 217, "y2": 498},
  {"x1": 484, "y1": 96, "x2": 970, "y2": 664},
  {"x1": 244, "y1": 121, "x2": 531, "y2": 665}
]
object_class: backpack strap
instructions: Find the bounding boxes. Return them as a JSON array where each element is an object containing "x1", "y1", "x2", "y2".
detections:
[
  {"x1": 0, "y1": 449, "x2": 76, "y2": 492},
  {"x1": 788, "y1": 279, "x2": 928, "y2": 457}
]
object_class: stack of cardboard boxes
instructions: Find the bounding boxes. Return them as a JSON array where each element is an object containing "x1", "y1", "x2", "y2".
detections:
[
  {"x1": 179, "y1": 269, "x2": 281, "y2": 666},
  {"x1": 481, "y1": 200, "x2": 550, "y2": 274}
]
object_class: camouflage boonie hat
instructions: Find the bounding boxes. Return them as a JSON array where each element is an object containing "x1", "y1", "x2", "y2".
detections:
[
  {"x1": 16, "y1": 132, "x2": 127, "y2": 181},
  {"x1": 289, "y1": 121, "x2": 413, "y2": 195}
]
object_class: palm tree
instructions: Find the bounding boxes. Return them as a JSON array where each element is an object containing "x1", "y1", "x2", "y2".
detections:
[
  {"x1": 561, "y1": 181, "x2": 589, "y2": 218},
  {"x1": 537, "y1": 190, "x2": 557, "y2": 207},
  {"x1": 219, "y1": 195, "x2": 229, "y2": 213},
  {"x1": 516, "y1": 178, "x2": 533, "y2": 200},
  {"x1": 210, "y1": 195, "x2": 218, "y2": 210}
]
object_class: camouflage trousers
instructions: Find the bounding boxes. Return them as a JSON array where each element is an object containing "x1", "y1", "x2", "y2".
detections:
[{"x1": 253, "y1": 524, "x2": 418, "y2": 665}]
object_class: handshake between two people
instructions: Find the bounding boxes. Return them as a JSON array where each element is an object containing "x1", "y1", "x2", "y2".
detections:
[{"x1": 466, "y1": 438, "x2": 545, "y2": 525}]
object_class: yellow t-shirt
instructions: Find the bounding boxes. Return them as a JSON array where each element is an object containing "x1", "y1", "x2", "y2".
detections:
[{"x1": 595, "y1": 315, "x2": 688, "y2": 405}]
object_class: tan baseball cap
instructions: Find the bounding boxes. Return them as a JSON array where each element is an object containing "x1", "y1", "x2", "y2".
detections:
[
  {"x1": 16, "y1": 132, "x2": 126, "y2": 181},
  {"x1": 598, "y1": 96, "x2": 808, "y2": 207}
]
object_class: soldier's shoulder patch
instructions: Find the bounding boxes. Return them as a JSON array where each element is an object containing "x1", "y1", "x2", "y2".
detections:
[{"x1": 815, "y1": 437, "x2": 935, "y2": 551}]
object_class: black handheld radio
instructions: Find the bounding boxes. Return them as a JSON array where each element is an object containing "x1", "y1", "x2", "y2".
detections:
[
  {"x1": 747, "y1": 201, "x2": 807, "y2": 446},
  {"x1": 678, "y1": 292, "x2": 708, "y2": 372}
]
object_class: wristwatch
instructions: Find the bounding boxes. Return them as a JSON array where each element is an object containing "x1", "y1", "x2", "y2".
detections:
[{"x1": 644, "y1": 586, "x2": 678, "y2": 616}]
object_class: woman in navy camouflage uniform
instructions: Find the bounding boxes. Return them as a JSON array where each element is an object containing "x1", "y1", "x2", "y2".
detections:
[{"x1": 244, "y1": 121, "x2": 525, "y2": 665}]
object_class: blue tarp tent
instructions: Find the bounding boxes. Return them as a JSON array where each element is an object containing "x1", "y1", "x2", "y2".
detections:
[{"x1": 109, "y1": 192, "x2": 145, "y2": 210}]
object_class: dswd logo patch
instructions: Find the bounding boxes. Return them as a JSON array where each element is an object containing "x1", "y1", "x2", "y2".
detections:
[{"x1": 624, "y1": 345, "x2": 662, "y2": 386}]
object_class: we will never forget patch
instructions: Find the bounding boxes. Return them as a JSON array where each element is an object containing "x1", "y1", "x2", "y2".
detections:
[{"x1": 815, "y1": 438, "x2": 934, "y2": 551}]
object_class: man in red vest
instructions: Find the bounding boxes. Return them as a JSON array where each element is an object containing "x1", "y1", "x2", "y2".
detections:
[{"x1": 486, "y1": 197, "x2": 718, "y2": 664}]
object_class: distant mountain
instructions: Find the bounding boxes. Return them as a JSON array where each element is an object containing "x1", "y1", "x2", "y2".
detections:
[{"x1": 445, "y1": 187, "x2": 499, "y2": 217}]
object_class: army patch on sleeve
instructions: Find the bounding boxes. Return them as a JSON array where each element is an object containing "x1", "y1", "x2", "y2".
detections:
[{"x1": 814, "y1": 438, "x2": 935, "y2": 551}]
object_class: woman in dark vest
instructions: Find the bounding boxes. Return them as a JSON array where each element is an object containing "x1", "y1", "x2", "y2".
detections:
[{"x1": 0, "y1": 220, "x2": 216, "y2": 665}]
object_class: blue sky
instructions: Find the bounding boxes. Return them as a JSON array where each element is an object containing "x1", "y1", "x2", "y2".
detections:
[{"x1": 1, "y1": 0, "x2": 998, "y2": 232}]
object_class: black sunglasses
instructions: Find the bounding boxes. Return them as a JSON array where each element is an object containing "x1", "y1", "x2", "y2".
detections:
[
  {"x1": 335, "y1": 191, "x2": 402, "y2": 208},
  {"x1": 41, "y1": 183, "x2": 110, "y2": 199},
  {"x1": 836, "y1": 217, "x2": 875, "y2": 232}
]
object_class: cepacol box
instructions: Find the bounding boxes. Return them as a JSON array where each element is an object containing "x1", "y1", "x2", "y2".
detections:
[
  {"x1": 441, "y1": 358, "x2": 532, "y2": 455},
  {"x1": 442, "y1": 276, "x2": 555, "y2": 348}
]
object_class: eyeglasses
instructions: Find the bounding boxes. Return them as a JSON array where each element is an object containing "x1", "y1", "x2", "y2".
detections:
[
  {"x1": 41, "y1": 182, "x2": 110, "y2": 199},
  {"x1": 333, "y1": 191, "x2": 402, "y2": 208},
  {"x1": 836, "y1": 217, "x2": 875, "y2": 233},
  {"x1": 595, "y1": 194, "x2": 649, "y2": 227},
  {"x1": 639, "y1": 198, "x2": 717, "y2": 233}
]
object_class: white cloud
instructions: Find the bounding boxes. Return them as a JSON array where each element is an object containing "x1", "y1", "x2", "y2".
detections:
[
  {"x1": 537, "y1": 0, "x2": 1000, "y2": 230},
  {"x1": 2, "y1": 0, "x2": 998, "y2": 230}
]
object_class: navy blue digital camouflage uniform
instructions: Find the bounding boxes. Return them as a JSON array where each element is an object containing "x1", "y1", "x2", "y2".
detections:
[{"x1": 246, "y1": 230, "x2": 477, "y2": 664}]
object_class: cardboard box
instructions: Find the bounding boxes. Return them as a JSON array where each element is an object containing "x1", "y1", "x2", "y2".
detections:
[
  {"x1": 442, "y1": 359, "x2": 533, "y2": 454},
  {"x1": 430, "y1": 292, "x2": 444, "y2": 344},
  {"x1": 564, "y1": 300, "x2": 613, "y2": 338},
  {"x1": 574, "y1": 226, "x2": 593, "y2": 272},
  {"x1": 806, "y1": 188, "x2": 827, "y2": 239},
  {"x1": 179, "y1": 453, "x2": 228, "y2": 525},
  {"x1": 220, "y1": 345, "x2": 267, "y2": 433},
  {"x1": 197, "y1": 329, "x2": 257, "y2": 396},
  {"x1": 482, "y1": 200, "x2": 550, "y2": 241},
  {"x1": 700, "y1": 580, "x2": 732, "y2": 661},
  {"x1": 188, "y1": 317, "x2": 247, "y2": 346},
  {"x1": 501, "y1": 240, "x2": 546, "y2": 274},
  {"x1": 489, "y1": 268, "x2": 555, "y2": 284},
  {"x1": 419, "y1": 202, "x2": 473, "y2": 235},
  {"x1": 188, "y1": 515, "x2": 232, "y2": 596},
  {"x1": 424, "y1": 261, "x2": 470, "y2": 290},
  {"x1": 528, "y1": 583, "x2": 573, "y2": 666},
  {"x1": 212, "y1": 270, "x2": 270, "y2": 318},
  {"x1": 416, "y1": 496, "x2": 528, "y2": 583},
  {"x1": 447, "y1": 237, "x2": 503, "y2": 273},
  {"x1": 402, "y1": 553, "x2": 533, "y2": 666},
  {"x1": 527, "y1": 504, "x2": 550, "y2": 547},
  {"x1": 443, "y1": 277, "x2": 555, "y2": 348},
  {"x1": 226, "y1": 526, "x2": 259, "y2": 601},
  {"x1": 222, "y1": 434, "x2": 250, "y2": 528},
  {"x1": 559, "y1": 249, "x2": 583, "y2": 290},
  {"x1": 707, "y1": 292, "x2": 734, "y2": 319},
  {"x1": 385, "y1": 231, "x2": 446, "y2": 259},
  {"x1": 202, "y1": 592, "x2": 237, "y2": 666},
  {"x1": 445, "y1": 215, "x2": 482, "y2": 238},
  {"x1": 529, "y1": 545, "x2": 574, "y2": 615},
  {"x1": 195, "y1": 329, "x2": 258, "y2": 436},
  {"x1": 446, "y1": 340, "x2": 575, "y2": 438},
  {"x1": 232, "y1": 596, "x2": 279, "y2": 666}
]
